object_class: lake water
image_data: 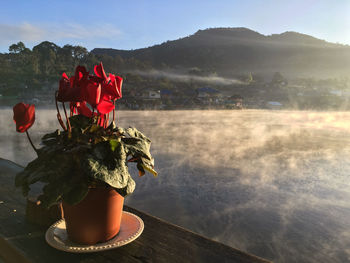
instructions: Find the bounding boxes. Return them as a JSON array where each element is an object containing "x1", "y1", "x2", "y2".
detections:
[{"x1": 1, "y1": 109, "x2": 350, "y2": 263}]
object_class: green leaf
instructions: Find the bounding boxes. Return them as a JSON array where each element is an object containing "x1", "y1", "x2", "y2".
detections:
[
  {"x1": 62, "y1": 183, "x2": 89, "y2": 205},
  {"x1": 69, "y1": 115, "x2": 91, "y2": 129},
  {"x1": 113, "y1": 127, "x2": 125, "y2": 134},
  {"x1": 82, "y1": 142, "x2": 136, "y2": 196},
  {"x1": 141, "y1": 163, "x2": 158, "y2": 177},
  {"x1": 41, "y1": 129, "x2": 60, "y2": 140},
  {"x1": 107, "y1": 121, "x2": 117, "y2": 130},
  {"x1": 92, "y1": 141, "x2": 110, "y2": 160},
  {"x1": 89, "y1": 124, "x2": 101, "y2": 133},
  {"x1": 39, "y1": 182, "x2": 63, "y2": 208},
  {"x1": 122, "y1": 137, "x2": 152, "y2": 160},
  {"x1": 109, "y1": 139, "x2": 120, "y2": 152},
  {"x1": 84, "y1": 157, "x2": 129, "y2": 189},
  {"x1": 125, "y1": 127, "x2": 151, "y2": 142},
  {"x1": 115, "y1": 175, "x2": 136, "y2": 196}
]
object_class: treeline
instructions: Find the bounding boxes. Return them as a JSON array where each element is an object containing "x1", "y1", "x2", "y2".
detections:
[{"x1": 0, "y1": 41, "x2": 152, "y2": 96}]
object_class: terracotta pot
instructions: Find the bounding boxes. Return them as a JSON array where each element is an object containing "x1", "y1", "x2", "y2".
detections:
[{"x1": 62, "y1": 187, "x2": 124, "y2": 245}]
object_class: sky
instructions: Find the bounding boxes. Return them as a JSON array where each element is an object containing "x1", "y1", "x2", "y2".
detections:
[{"x1": 0, "y1": 0, "x2": 349, "y2": 53}]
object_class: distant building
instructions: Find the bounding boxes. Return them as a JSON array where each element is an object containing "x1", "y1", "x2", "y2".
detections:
[
  {"x1": 148, "y1": 90, "x2": 161, "y2": 99},
  {"x1": 137, "y1": 90, "x2": 162, "y2": 109},
  {"x1": 141, "y1": 90, "x2": 161, "y2": 99}
]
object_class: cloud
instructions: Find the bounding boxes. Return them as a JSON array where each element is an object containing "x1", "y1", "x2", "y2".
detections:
[
  {"x1": 0, "y1": 22, "x2": 121, "y2": 48},
  {"x1": 0, "y1": 23, "x2": 44, "y2": 44}
]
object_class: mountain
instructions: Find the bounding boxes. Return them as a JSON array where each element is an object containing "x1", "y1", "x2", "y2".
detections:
[{"x1": 92, "y1": 28, "x2": 350, "y2": 78}]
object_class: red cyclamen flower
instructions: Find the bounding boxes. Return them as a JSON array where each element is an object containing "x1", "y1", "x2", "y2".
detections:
[
  {"x1": 97, "y1": 73, "x2": 123, "y2": 115},
  {"x1": 82, "y1": 81, "x2": 101, "y2": 108},
  {"x1": 102, "y1": 73, "x2": 122, "y2": 101},
  {"x1": 77, "y1": 101, "x2": 93, "y2": 117},
  {"x1": 94, "y1": 62, "x2": 107, "y2": 81},
  {"x1": 13, "y1": 103, "x2": 35, "y2": 133},
  {"x1": 57, "y1": 73, "x2": 83, "y2": 102}
]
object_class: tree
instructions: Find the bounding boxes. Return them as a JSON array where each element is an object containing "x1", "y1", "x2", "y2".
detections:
[
  {"x1": 9, "y1": 42, "x2": 27, "y2": 54},
  {"x1": 33, "y1": 41, "x2": 59, "y2": 76},
  {"x1": 72, "y1": 46, "x2": 88, "y2": 60}
]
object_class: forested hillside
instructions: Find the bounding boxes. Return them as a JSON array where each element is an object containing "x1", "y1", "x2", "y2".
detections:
[
  {"x1": 0, "y1": 41, "x2": 151, "y2": 96},
  {"x1": 92, "y1": 27, "x2": 350, "y2": 78}
]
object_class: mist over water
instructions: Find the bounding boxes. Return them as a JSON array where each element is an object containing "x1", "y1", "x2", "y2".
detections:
[
  {"x1": 129, "y1": 69, "x2": 245, "y2": 85},
  {"x1": 1, "y1": 109, "x2": 350, "y2": 263}
]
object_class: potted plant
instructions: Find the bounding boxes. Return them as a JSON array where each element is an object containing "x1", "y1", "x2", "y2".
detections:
[{"x1": 13, "y1": 63, "x2": 157, "y2": 245}]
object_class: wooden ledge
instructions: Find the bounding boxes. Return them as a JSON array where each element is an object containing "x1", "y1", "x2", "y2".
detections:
[{"x1": 0, "y1": 158, "x2": 271, "y2": 263}]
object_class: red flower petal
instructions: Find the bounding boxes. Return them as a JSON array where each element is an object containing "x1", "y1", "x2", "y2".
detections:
[
  {"x1": 94, "y1": 62, "x2": 107, "y2": 81},
  {"x1": 57, "y1": 74, "x2": 83, "y2": 102},
  {"x1": 69, "y1": 76, "x2": 75, "y2": 89},
  {"x1": 75, "y1": 65, "x2": 88, "y2": 83},
  {"x1": 115, "y1": 76, "x2": 123, "y2": 99},
  {"x1": 97, "y1": 99, "x2": 115, "y2": 114},
  {"x1": 70, "y1": 102, "x2": 77, "y2": 114},
  {"x1": 77, "y1": 101, "x2": 93, "y2": 117},
  {"x1": 62, "y1": 72, "x2": 69, "y2": 80},
  {"x1": 83, "y1": 81, "x2": 101, "y2": 107},
  {"x1": 13, "y1": 103, "x2": 35, "y2": 133}
]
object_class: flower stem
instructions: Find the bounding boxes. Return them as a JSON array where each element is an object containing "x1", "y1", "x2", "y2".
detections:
[
  {"x1": 96, "y1": 115, "x2": 100, "y2": 126},
  {"x1": 104, "y1": 114, "x2": 108, "y2": 128},
  {"x1": 62, "y1": 102, "x2": 71, "y2": 132},
  {"x1": 55, "y1": 91, "x2": 67, "y2": 131},
  {"x1": 113, "y1": 100, "x2": 116, "y2": 124},
  {"x1": 106, "y1": 113, "x2": 110, "y2": 128},
  {"x1": 26, "y1": 130, "x2": 38, "y2": 154},
  {"x1": 92, "y1": 108, "x2": 95, "y2": 123},
  {"x1": 70, "y1": 104, "x2": 74, "y2": 117}
]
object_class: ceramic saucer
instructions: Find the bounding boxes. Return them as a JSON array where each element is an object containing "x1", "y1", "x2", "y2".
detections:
[{"x1": 45, "y1": 211, "x2": 144, "y2": 253}]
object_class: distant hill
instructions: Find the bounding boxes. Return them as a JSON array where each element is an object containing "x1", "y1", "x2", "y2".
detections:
[{"x1": 92, "y1": 27, "x2": 350, "y2": 78}]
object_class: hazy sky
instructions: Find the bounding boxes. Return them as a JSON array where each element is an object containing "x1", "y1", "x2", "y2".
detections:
[{"x1": 0, "y1": 0, "x2": 349, "y2": 52}]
